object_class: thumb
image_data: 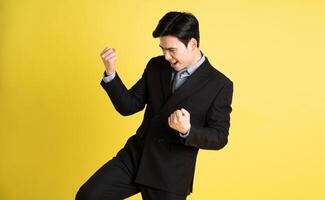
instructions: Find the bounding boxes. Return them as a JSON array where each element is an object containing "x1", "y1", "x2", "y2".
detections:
[{"x1": 181, "y1": 108, "x2": 190, "y2": 117}]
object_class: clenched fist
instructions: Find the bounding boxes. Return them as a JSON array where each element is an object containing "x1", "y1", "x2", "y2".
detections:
[
  {"x1": 100, "y1": 47, "x2": 117, "y2": 75},
  {"x1": 168, "y1": 108, "x2": 191, "y2": 135}
]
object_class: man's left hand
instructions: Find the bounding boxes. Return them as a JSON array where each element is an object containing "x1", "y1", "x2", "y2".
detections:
[{"x1": 168, "y1": 108, "x2": 191, "y2": 135}]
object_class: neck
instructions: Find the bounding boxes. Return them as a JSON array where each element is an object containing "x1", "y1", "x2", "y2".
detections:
[{"x1": 191, "y1": 48, "x2": 202, "y2": 65}]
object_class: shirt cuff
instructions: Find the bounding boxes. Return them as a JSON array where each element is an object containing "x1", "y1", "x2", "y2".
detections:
[
  {"x1": 102, "y1": 71, "x2": 116, "y2": 83},
  {"x1": 179, "y1": 126, "x2": 190, "y2": 138}
]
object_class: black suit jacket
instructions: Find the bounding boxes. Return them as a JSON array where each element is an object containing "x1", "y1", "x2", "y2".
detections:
[{"x1": 100, "y1": 55, "x2": 233, "y2": 195}]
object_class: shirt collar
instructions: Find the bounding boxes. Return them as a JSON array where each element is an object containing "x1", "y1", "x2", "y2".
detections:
[{"x1": 177, "y1": 53, "x2": 206, "y2": 77}]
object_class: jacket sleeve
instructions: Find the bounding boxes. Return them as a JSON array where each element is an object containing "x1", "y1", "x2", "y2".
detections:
[
  {"x1": 182, "y1": 80, "x2": 233, "y2": 150},
  {"x1": 100, "y1": 68, "x2": 148, "y2": 116}
]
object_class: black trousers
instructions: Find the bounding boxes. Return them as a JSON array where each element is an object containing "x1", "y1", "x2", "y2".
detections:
[{"x1": 76, "y1": 137, "x2": 187, "y2": 200}]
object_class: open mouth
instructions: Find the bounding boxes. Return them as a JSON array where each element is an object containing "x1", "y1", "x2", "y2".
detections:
[{"x1": 171, "y1": 61, "x2": 178, "y2": 66}]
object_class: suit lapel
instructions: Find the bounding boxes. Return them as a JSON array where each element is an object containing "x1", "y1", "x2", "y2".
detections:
[
  {"x1": 160, "y1": 62, "x2": 173, "y2": 101},
  {"x1": 160, "y1": 58, "x2": 212, "y2": 113}
]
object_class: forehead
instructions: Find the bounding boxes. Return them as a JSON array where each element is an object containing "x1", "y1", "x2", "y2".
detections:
[{"x1": 159, "y1": 35, "x2": 184, "y2": 49}]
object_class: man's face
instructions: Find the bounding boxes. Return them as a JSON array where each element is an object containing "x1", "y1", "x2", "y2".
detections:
[{"x1": 159, "y1": 35, "x2": 197, "y2": 71}]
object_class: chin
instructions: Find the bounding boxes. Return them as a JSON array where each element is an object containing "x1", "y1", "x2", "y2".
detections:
[
  {"x1": 175, "y1": 66, "x2": 186, "y2": 71},
  {"x1": 171, "y1": 64, "x2": 184, "y2": 71}
]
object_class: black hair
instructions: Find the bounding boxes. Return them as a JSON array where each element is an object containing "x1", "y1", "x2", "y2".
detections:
[{"x1": 152, "y1": 11, "x2": 200, "y2": 47}]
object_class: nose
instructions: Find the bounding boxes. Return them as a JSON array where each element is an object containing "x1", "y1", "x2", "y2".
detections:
[{"x1": 164, "y1": 51, "x2": 172, "y2": 61}]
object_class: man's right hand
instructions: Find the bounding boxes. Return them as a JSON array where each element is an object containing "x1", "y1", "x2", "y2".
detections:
[{"x1": 100, "y1": 47, "x2": 117, "y2": 75}]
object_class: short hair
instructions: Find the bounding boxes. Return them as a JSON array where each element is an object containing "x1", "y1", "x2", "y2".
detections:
[{"x1": 152, "y1": 11, "x2": 200, "y2": 47}]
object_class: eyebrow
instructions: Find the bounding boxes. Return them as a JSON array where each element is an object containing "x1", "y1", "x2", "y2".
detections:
[{"x1": 159, "y1": 45, "x2": 176, "y2": 50}]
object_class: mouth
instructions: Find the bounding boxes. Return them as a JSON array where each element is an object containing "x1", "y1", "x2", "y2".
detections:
[{"x1": 170, "y1": 61, "x2": 178, "y2": 66}]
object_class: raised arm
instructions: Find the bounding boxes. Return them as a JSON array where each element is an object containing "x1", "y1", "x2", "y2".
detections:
[{"x1": 100, "y1": 47, "x2": 148, "y2": 116}]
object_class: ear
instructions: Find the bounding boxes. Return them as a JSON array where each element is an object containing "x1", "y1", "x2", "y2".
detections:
[{"x1": 189, "y1": 38, "x2": 198, "y2": 50}]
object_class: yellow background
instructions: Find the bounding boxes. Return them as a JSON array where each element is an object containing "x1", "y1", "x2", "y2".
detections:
[{"x1": 1, "y1": 0, "x2": 324, "y2": 199}]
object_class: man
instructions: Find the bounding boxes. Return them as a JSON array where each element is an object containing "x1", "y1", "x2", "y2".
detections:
[{"x1": 76, "y1": 11, "x2": 233, "y2": 200}]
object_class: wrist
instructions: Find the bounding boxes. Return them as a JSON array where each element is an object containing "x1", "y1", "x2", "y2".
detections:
[
  {"x1": 105, "y1": 69, "x2": 115, "y2": 76},
  {"x1": 180, "y1": 124, "x2": 191, "y2": 135}
]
